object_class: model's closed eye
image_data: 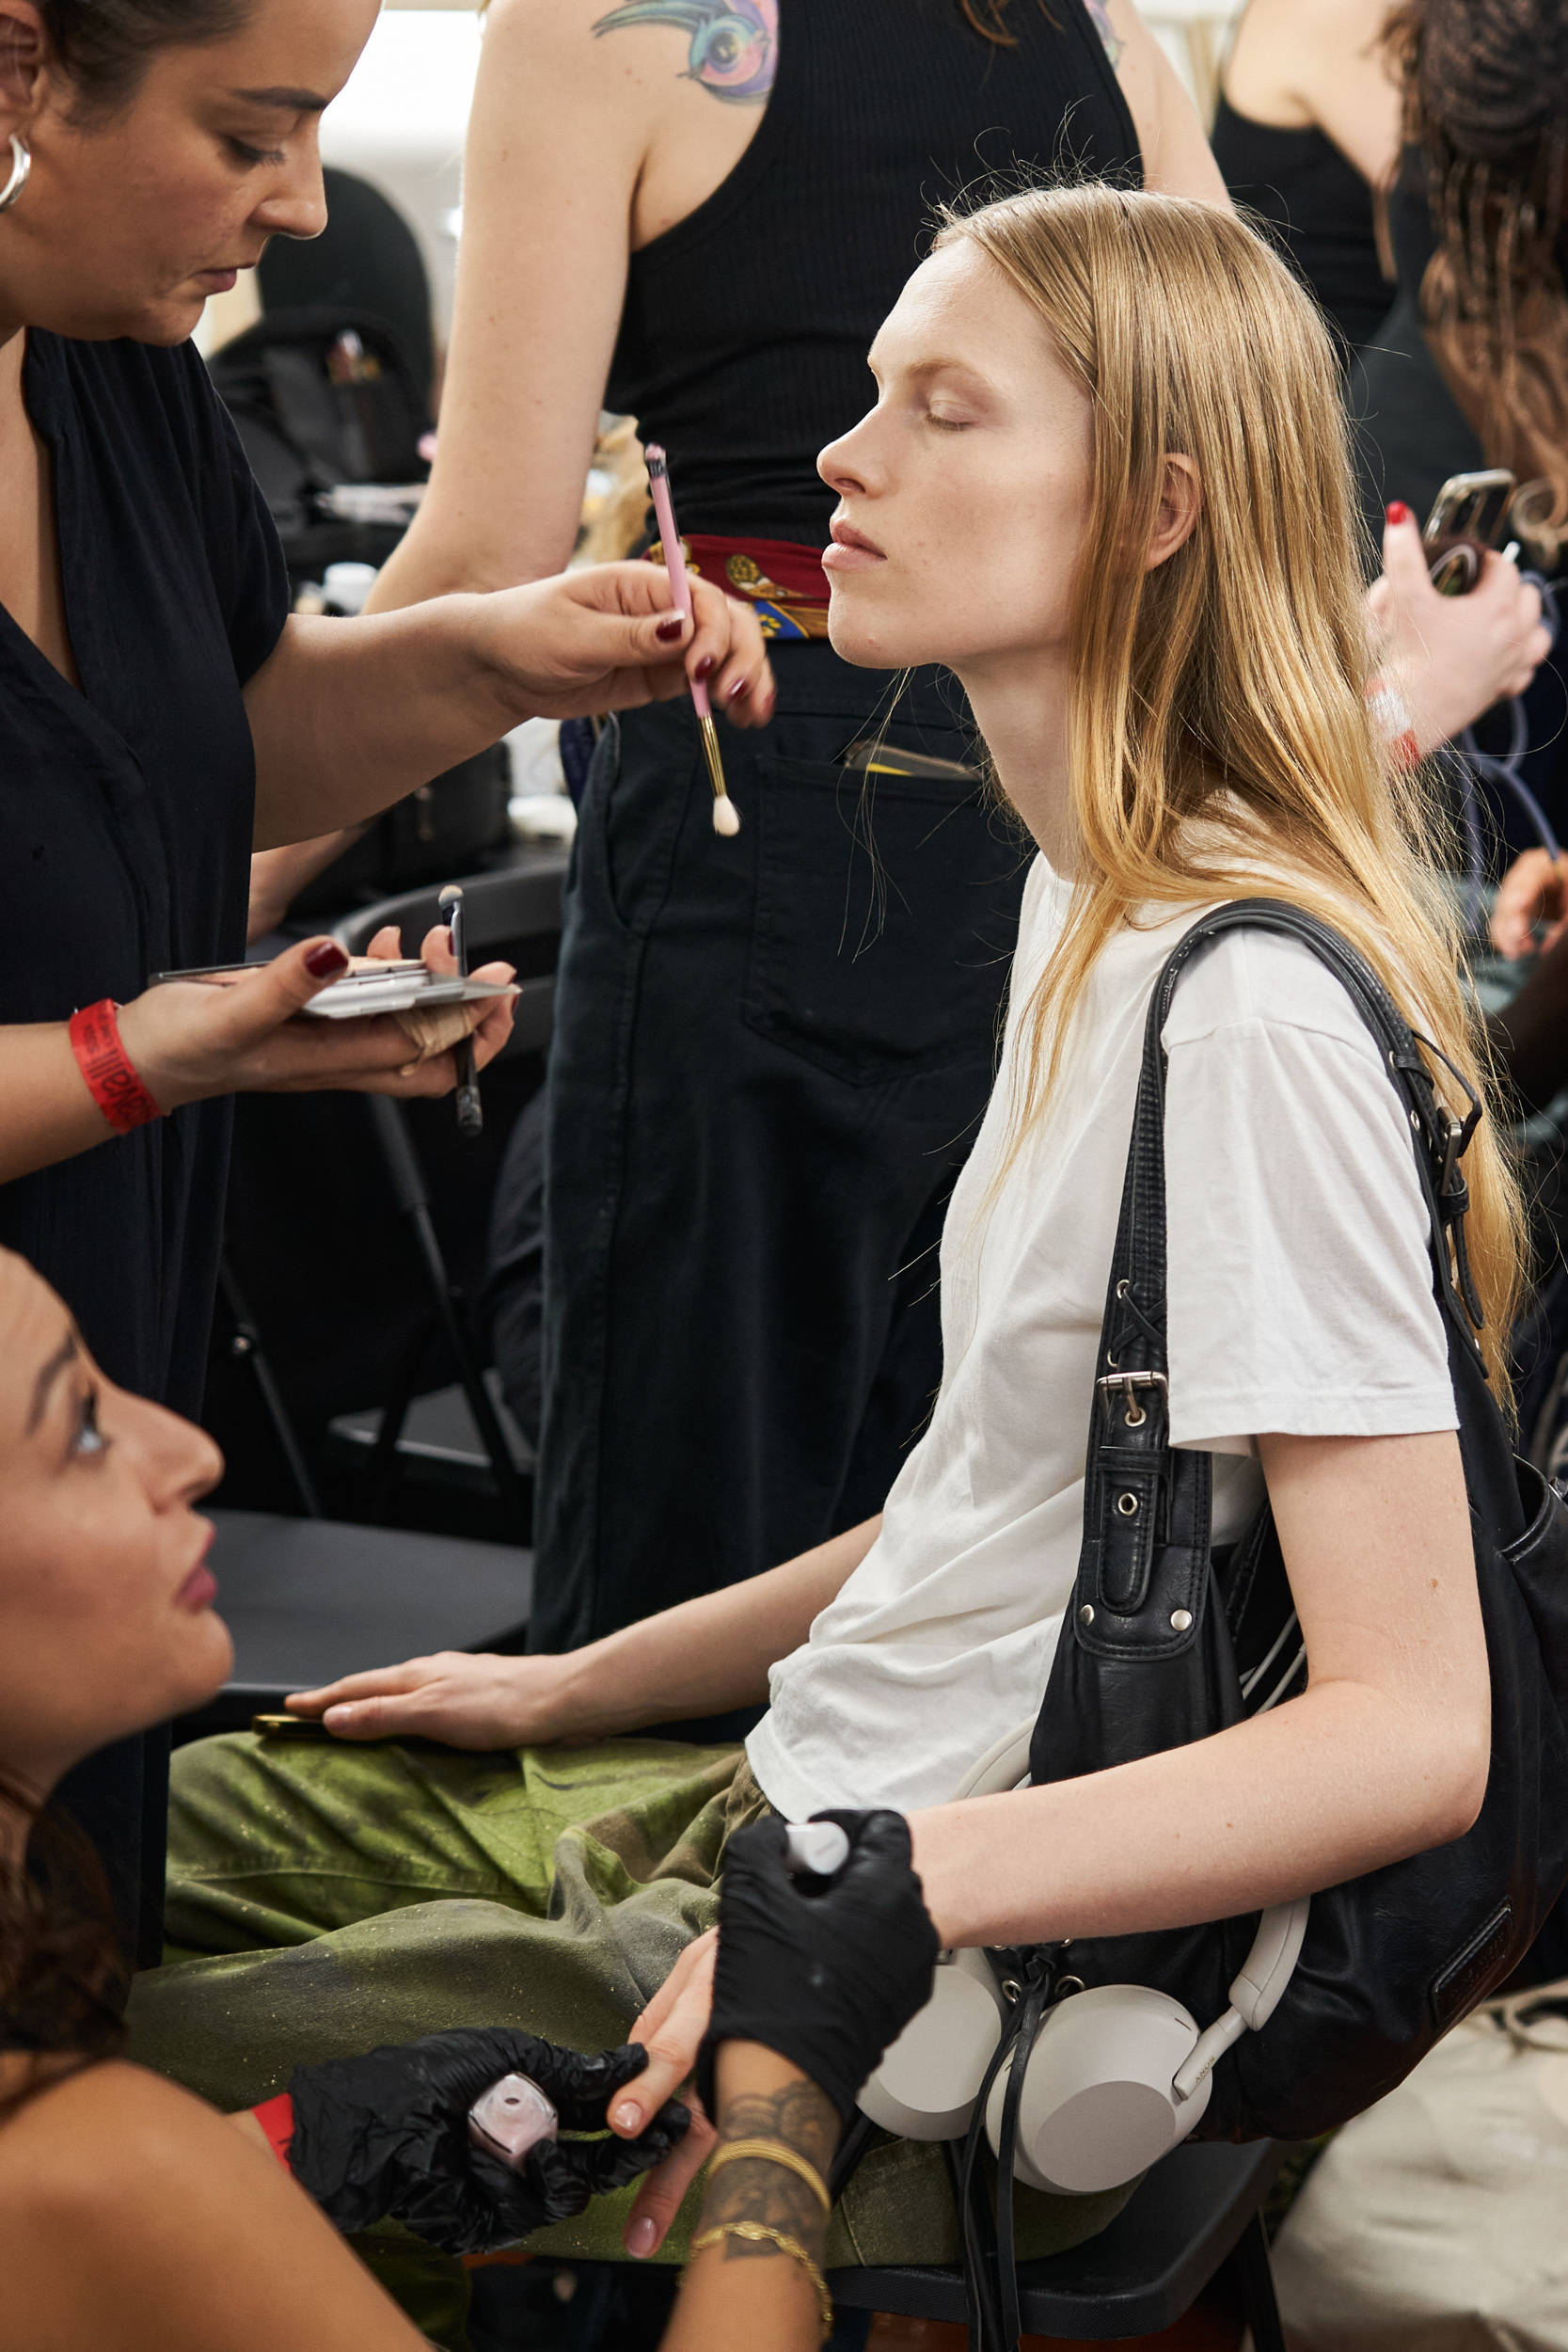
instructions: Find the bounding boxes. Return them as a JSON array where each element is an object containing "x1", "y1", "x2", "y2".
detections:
[{"x1": 227, "y1": 139, "x2": 287, "y2": 168}]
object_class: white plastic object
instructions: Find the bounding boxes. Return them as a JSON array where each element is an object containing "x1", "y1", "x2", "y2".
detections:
[
  {"x1": 1171, "y1": 1897, "x2": 1309, "y2": 2102},
  {"x1": 857, "y1": 1947, "x2": 1010, "y2": 2140},
  {"x1": 322, "y1": 559, "x2": 379, "y2": 615},
  {"x1": 950, "y1": 1718, "x2": 1036, "y2": 1802},
  {"x1": 855, "y1": 1724, "x2": 1033, "y2": 2138},
  {"x1": 467, "y1": 2074, "x2": 559, "y2": 2171},
  {"x1": 986, "y1": 1984, "x2": 1211, "y2": 2195},
  {"x1": 783, "y1": 1820, "x2": 851, "y2": 1879}
]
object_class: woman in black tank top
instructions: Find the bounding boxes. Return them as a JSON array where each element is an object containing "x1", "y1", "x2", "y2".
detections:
[
  {"x1": 372, "y1": 0, "x2": 1227, "y2": 1686},
  {"x1": 607, "y1": 0, "x2": 1132, "y2": 543},
  {"x1": 1210, "y1": 0, "x2": 1395, "y2": 357},
  {"x1": 1210, "y1": 95, "x2": 1390, "y2": 353}
]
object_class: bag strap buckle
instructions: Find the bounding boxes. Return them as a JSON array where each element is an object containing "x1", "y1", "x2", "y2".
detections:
[{"x1": 1097, "y1": 1370, "x2": 1169, "y2": 1429}]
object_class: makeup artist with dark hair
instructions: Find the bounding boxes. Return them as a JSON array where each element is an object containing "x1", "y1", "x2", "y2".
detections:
[
  {"x1": 369, "y1": 0, "x2": 1227, "y2": 1696},
  {"x1": 0, "y1": 0, "x2": 769, "y2": 1974}
]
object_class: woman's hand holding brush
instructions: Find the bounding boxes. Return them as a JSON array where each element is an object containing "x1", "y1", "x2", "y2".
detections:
[{"x1": 472, "y1": 560, "x2": 774, "y2": 732}]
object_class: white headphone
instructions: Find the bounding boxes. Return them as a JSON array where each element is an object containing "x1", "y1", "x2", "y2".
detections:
[{"x1": 785, "y1": 1722, "x2": 1310, "y2": 2197}]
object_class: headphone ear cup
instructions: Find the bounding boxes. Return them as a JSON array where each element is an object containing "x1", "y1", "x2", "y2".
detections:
[
  {"x1": 986, "y1": 1984, "x2": 1212, "y2": 2194},
  {"x1": 857, "y1": 1947, "x2": 1007, "y2": 2140}
]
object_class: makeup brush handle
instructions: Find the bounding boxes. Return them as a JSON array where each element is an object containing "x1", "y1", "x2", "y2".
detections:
[
  {"x1": 647, "y1": 470, "x2": 692, "y2": 618},
  {"x1": 646, "y1": 453, "x2": 711, "y2": 722}
]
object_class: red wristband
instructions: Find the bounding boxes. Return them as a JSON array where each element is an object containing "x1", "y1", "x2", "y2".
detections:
[
  {"x1": 1366, "y1": 678, "x2": 1422, "y2": 775},
  {"x1": 68, "y1": 999, "x2": 163, "y2": 1134},
  {"x1": 251, "y1": 2090, "x2": 295, "y2": 2171}
]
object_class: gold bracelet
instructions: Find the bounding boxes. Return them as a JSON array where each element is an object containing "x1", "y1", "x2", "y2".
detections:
[
  {"x1": 689, "y1": 2220, "x2": 835, "y2": 2343},
  {"x1": 705, "y1": 2136, "x2": 832, "y2": 2215}
]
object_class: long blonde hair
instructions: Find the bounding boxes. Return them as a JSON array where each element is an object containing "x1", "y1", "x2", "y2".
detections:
[{"x1": 935, "y1": 183, "x2": 1523, "y2": 1394}]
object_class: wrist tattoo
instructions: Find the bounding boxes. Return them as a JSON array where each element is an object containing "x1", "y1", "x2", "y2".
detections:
[
  {"x1": 699, "y1": 2081, "x2": 838, "y2": 2265},
  {"x1": 593, "y1": 0, "x2": 778, "y2": 103}
]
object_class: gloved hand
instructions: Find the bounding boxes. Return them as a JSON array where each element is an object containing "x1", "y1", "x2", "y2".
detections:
[
  {"x1": 698, "y1": 1809, "x2": 941, "y2": 2124},
  {"x1": 285, "y1": 2026, "x2": 689, "y2": 2254}
]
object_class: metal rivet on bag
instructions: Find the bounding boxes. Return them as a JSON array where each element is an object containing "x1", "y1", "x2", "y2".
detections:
[
  {"x1": 1116, "y1": 1278, "x2": 1131, "y2": 1299},
  {"x1": 1001, "y1": 1979, "x2": 1022, "y2": 2005},
  {"x1": 1170, "y1": 1608, "x2": 1193, "y2": 1631},
  {"x1": 1125, "y1": 1398, "x2": 1146, "y2": 1427},
  {"x1": 1054, "y1": 1976, "x2": 1085, "y2": 2000},
  {"x1": 1117, "y1": 1492, "x2": 1139, "y2": 1517},
  {"x1": 1410, "y1": 1109, "x2": 1420, "y2": 1131},
  {"x1": 1079, "y1": 1603, "x2": 1095, "y2": 1626}
]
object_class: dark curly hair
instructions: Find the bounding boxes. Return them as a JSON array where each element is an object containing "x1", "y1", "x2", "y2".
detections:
[
  {"x1": 1386, "y1": 0, "x2": 1568, "y2": 560},
  {"x1": 38, "y1": 0, "x2": 251, "y2": 114},
  {"x1": 0, "y1": 1771, "x2": 125, "y2": 2120}
]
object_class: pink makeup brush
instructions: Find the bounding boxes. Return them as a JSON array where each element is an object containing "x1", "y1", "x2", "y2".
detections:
[{"x1": 644, "y1": 443, "x2": 739, "y2": 837}]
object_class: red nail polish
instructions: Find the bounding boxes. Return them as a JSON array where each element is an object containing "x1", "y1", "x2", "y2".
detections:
[
  {"x1": 728, "y1": 675, "x2": 750, "y2": 702},
  {"x1": 1386, "y1": 501, "x2": 1411, "y2": 526},
  {"x1": 304, "y1": 940, "x2": 349, "y2": 978},
  {"x1": 695, "y1": 654, "x2": 715, "y2": 681},
  {"x1": 655, "y1": 615, "x2": 686, "y2": 642}
]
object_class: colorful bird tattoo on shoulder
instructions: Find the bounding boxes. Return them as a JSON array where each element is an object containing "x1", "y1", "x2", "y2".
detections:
[{"x1": 593, "y1": 0, "x2": 778, "y2": 103}]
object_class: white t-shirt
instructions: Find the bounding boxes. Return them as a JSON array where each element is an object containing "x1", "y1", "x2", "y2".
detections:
[{"x1": 746, "y1": 857, "x2": 1457, "y2": 1821}]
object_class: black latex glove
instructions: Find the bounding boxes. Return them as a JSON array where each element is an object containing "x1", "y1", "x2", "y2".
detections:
[
  {"x1": 698, "y1": 1809, "x2": 941, "y2": 2124},
  {"x1": 285, "y1": 2026, "x2": 689, "y2": 2255}
]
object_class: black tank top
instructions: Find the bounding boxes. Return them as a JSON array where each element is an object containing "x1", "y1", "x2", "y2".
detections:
[
  {"x1": 606, "y1": 0, "x2": 1140, "y2": 547},
  {"x1": 1210, "y1": 92, "x2": 1390, "y2": 354}
]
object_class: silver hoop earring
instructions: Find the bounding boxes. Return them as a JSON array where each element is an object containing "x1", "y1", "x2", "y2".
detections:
[{"x1": 0, "y1": 134, "x2": 31, "y2": 215}]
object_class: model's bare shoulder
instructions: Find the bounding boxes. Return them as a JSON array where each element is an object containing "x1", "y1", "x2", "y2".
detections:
[{"x1": 0, "y1": 2059, "x2": 423, "y2": 2352}]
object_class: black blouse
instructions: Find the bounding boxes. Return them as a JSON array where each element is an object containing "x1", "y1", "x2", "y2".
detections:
[{"x1": 0, "y1": 331, "x2": 288, "y2": 1416}]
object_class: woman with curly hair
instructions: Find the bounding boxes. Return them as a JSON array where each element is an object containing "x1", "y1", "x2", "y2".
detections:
[{"x1": 1364, "y1": 0, "x2": 1568, "y2": 559}]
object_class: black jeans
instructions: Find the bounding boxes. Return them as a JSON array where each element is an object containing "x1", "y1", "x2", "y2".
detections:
[{"x1": 531, "y1": 644, "x2": 1027, "y2": 1704}]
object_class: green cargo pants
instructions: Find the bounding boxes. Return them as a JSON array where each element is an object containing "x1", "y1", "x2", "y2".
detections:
[{"x1": 128, "y1": 1730, "x2": 1132, "y2": 2331}]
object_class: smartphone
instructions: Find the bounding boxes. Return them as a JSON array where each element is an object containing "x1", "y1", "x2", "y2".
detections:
[
  {"x1": 1422, "y1": 469, "x2": 1516, "y2": 596},
  {"x1": 468, "y1": 2074, "x2": 559, "y2": 2170},
  {"x1": 839, "y1": 738, "x2": 980, "y2": 784}
]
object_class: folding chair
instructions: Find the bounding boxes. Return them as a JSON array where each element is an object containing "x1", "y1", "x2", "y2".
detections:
[
  {"x1": 314, "y1": 856, "x2": 567, "y2": 1534},
  {"x1": 829, "y1": 2137, "x2": 1286, "y2": 2348}
]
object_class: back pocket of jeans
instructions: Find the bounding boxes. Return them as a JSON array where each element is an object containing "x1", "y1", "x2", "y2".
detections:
[{"x1": 741, "y1": 754, "x2": 1023, "y2": 1086}]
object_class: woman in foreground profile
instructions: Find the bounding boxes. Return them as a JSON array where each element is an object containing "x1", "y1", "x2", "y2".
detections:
[
  {"x1": 0, "y1": 1241, "x2": 929, "y2": 2352},
  {"x1": 138, "y1": 185, "x2": 1508, "y2": 2313}
]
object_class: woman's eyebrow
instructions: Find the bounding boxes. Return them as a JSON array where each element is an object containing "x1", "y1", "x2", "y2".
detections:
[
  {"x1": 226, "y1": 86, "x2": 332, "y2": 114},
  {"x1": 907, "y1": 357, "x2": 999, "y2": 396},
  {"x1": 26, "y1": 1330, "x2": 78, "y2": 1437}
]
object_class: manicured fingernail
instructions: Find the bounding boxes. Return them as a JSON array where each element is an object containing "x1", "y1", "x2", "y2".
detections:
[
  {"x1": 694, "y1": 655, "x2": 715, "y2": 681},
  {"x1": 304, "y1": 940, "x2": 349, "y2": 978},
  {"x1": 611, "y1": 2101, "x2": 641, "y2": 2131},
  {"x1": 324, "y1": 1705, "x2": 353, "y2": 1725},
  {"x1": 626, "y1": 2217, "x2": 657, "y2": 2258},
  {"x1": 728, "y1": 675, "x2": 750, "y2": 703},
  {"x1": 656, "y1": 615, "x2": 686, "y2": 642},
  {"x1": 1386, "y1": 501, "x2": 1411, "y2": 526}
]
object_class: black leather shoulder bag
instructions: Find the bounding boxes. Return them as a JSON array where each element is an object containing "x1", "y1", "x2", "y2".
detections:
[{"x1": 1004, "y1": 898, "x2": 1568, "y2": 2137}]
